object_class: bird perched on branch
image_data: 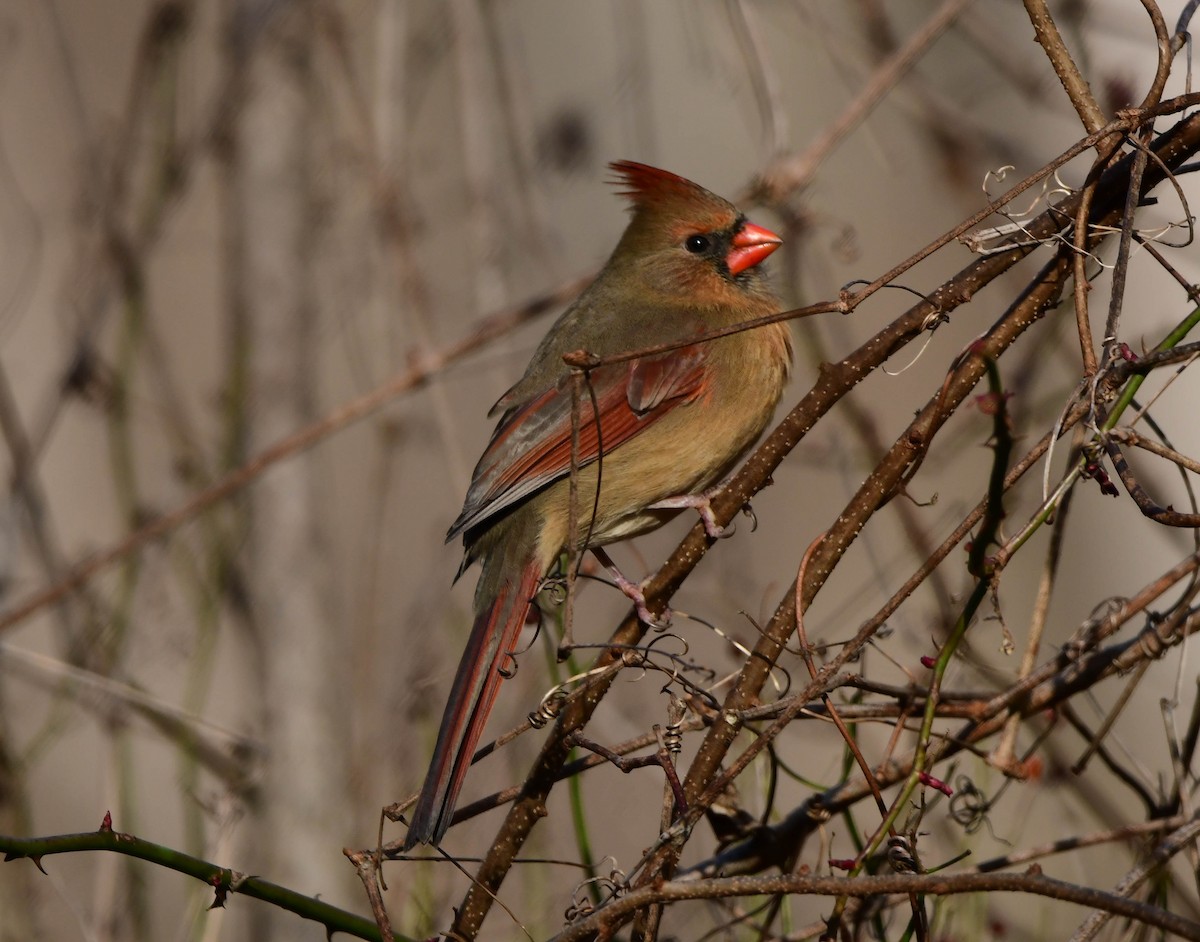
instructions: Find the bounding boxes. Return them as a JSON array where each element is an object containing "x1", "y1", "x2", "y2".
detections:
[{"x1": 404, "y1": 160, "x2": 792, "y2": 848}]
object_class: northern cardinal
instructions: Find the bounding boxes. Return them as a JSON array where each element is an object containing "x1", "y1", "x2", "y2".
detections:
[{"x1": 404, "y1": 161, "x2": 791, "y2": 848}]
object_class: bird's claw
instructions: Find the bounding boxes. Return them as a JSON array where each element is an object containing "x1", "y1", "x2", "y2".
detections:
[
  {"x1": 607, "y1": 566, "x2": 672, "y2": 628},
  {"x1": 625, "y1": 579, "x2": 672, "y2": 629},
  {"x1": 698, "y1": 503, "x2": 733, "y2": 540},
  {"x1": 592, "y1": 546, "x2": 672, "y2": 626},
  {"x1": 636, "y1": 597, "x2": 672, "y2": 630}
]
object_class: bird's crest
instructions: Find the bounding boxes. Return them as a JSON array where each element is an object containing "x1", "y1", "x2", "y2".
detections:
[{"x1": 609, "y1": 160, "x2": 725, "y2": 215}]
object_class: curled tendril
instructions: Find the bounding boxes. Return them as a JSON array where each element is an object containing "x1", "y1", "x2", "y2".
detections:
[
  {"x1": 843, "y1": 279, "x2": 949, "y2": 379},
  {"x1": 887, "y1": 834, "x2": 922, "y2": 874},
  {"x1": 531, "y1": 663, "x2": 624, "y2": 728},
  {"x1": 661, "y1": 719, "x2": 684, "y2": 757},
  {"x1": 529, "y1": 689, "x2": 568, "y2": 729},
  {"x1": 664, "y1": 672, "x2": 723, "y2": 713},
  {"x1": 949, "y1": 775, "x2": 994, "y2": 835},
  {"x1": 642, "y1": 630, "x2": 690, "y2": 661},
  {"x1": 564, "y1": 865, "x2": 627, "y2": 921},
  {"x1": 539, "y1": 575, "x2": 569, "y2": 607},
  {"x1": 1063, "y1": 596, "x2": 1129, "y2": 659},
  {"x1": 965, "y1": 161, "x2": 1186, "y2": 270},
  {"x1": 560, "y1": 637, "x2": 722, "y2": 711}
]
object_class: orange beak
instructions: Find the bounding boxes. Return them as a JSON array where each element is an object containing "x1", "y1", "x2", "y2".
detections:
[{"x1": 726, "y1": 221, "x2": 782, "y2": 276}]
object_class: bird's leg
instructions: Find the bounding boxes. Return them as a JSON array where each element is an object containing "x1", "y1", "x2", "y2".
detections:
[
  {"x1": 591, "y1": 547, "x2": 670, "y2": 627},
  {"x1": 649, "y1": 486, "x2": 732, "y2": 539}
]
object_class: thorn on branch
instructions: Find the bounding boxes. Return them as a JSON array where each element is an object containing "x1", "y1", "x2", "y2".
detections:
[
  {"x1": 917, "y1": 771, "x2": 953, "y2": 797},
  {"x1": 974, "y1": 390, "x2": 1013, "y2": 416},
  {"x1": 209, "y1": 872, "x2": 228, "y2": 909},
  {"x1": 1080, "y1": 447, "x2": 1121, "y2": 497},
  {"x1": 7, "y1": 852, "x2": 48, "y2": 875}
]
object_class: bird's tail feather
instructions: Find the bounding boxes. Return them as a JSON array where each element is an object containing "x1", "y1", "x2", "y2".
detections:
[{"x1": 404, "y1": 556, "x2": 542, "y2": 848}]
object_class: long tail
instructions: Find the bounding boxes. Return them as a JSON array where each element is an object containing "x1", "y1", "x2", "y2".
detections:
[{"x1": 404, "y1": 555, "x2": 543, "y2": 848}]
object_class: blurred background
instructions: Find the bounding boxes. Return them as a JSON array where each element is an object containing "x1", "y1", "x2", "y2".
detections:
[{"x1": 1, "y1": 1, "x2": 1198, "y2": 939}]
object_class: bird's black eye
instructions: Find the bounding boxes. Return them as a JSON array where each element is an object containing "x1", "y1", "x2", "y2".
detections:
[{"x1": 684, "y1": 234, "x2": 710, "y2": 254}]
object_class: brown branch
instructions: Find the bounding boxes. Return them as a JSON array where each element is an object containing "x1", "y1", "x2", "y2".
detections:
[
  {"x1": 564, "y1": 732, "x2": 687, "y2": 817},
  {"x1": 547, "y1": 870, "x2": 1200, "y2": 942},
  {"x1": 1111, "y1": 426, "x2": 1200, "y2": 476},
  {"x1": 794, "y1": 535, "x2": 889, "y2": 818},
  {"x1": 344, "y1": 849, "x2": 394, "y2": 942},
  {"x1": 1099, "y1": 133, "x2": 1152, "y2": 367},
  {"x1": 992, "y1": 456, "x2": 1076, "y2": 769},
  {"x1": 1059, "y1": 704, "x2": 1162, "y2": 816},
  {"x1": 974, "y1": 815, "x2": 1190, "y2": 873},
  {"x1": 1105, "y1": 436, "x2": 1200, "y2": 527},
  {"x1": 1135, "y1": 0, "x2": 1175, "y2": 116},
  {"x1": 1021, "y1": 0, "x2": 1107, "y2": 136}
]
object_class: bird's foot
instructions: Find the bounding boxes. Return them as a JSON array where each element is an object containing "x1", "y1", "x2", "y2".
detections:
[
  {"x1": 592, "y1": 547, "x2": 671, "y2": 627},
  {"x1": 612, "y1": 568, "x2": 671, "y2": 628},
  {"x1": 650, "y1": 487, "x2": 732, "y2": 539}
]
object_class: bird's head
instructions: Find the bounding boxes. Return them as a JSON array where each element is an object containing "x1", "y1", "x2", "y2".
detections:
[{"x1": 607, "y1": 160, "x2": 782, "y2": 304}]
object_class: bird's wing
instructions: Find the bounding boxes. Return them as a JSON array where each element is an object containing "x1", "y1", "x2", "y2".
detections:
[{"x1": 447, "y1": 344, "x2": 707, "y2": 541}]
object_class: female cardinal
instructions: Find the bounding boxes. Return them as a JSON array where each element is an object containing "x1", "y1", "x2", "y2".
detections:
[{"x1": 404, "y1": 160, "x2": 791, "y2": 848}]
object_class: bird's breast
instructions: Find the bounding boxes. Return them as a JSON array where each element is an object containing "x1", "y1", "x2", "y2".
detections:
[{"x1": 534, "y1": 323, "x2": 790, "y2": 556}]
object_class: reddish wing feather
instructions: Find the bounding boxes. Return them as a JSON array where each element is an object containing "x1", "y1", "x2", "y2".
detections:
[
  {"x1": 627, "y1": 345, "x2": 706, "y2": 413},
  {"x1": 449, "y1": 346, "x2": 708, "y2": 540}
]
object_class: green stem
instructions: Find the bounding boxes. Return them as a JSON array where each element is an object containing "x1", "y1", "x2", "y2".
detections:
[
  {"x1": 543, "y1": 580, "x2": 602, "y2": 907},
  {"x1": 1102, "y1": 303, "x2": 1200, "y2": 430},
  {"x1": 0, "y1": 828, "x2": 413, "y2": 942}
]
